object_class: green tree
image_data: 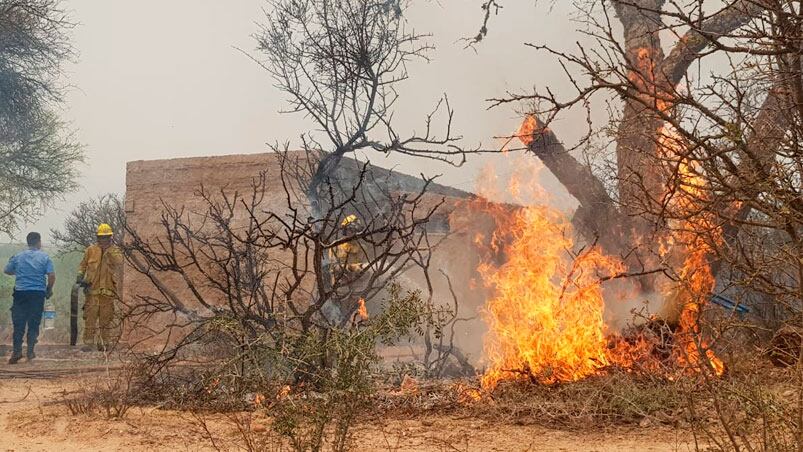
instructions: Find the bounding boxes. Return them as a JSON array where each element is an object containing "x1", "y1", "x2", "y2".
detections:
[{"x1": 0, "y1": 0, "x2": 83, "y2": 235}]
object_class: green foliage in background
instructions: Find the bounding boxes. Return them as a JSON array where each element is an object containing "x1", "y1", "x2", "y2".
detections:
[{"x1": 0, "y1": 244, "x2": 82, "y2": 343}]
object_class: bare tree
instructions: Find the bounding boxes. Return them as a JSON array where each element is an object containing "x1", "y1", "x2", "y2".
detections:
[
  {"x1": 52, "y1": 193, "x2": 125, "y2": 251},
  {"x1": 475, "y1": 1, "x2": 803, "y2": 449},
  {"x1": 121, "y1": 156, "x2": 456, "y2": 449},
  {"x1": 124, "y1": 157, "x2": 440, "y2": 357},
  {"x1": 0, "y1": 0, "x2": 82, "y2": 235},
  {"x1": 477, "y1": 1, "x2": 799, "y2": 326},
  {"x1": 119, "y1": 0, "x2": 478, "y2": 420},
  {"x1": 254, "y1": 0, "x2": 475, "y2": 208},
  {"x1": 252, "y1": 0, "x2": 483, "y2": 339}
]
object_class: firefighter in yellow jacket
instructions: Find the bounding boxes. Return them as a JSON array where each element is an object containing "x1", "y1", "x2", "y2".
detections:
[
  {"x1": 331, "y1": 214, "x2": 366, "y2": 277},
  {"x1": 77, "y1": 224, "x2": 123, "y2": 351}
]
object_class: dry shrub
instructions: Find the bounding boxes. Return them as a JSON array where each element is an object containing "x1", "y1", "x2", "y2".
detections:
[
  {"x1": 681, "y1": 355, "x2": 802, "y2": 452},
  {"x1": 490, "y1": 372, "x2": 685, "y2": 426},
  {"x1": 677, "y1": 298, "x2": 803, "y2": 451},
  {"x1": 193, "y1": 411, "x2": 283, "y2": 452},
  {"x1": 60, "y1": 389, "x2": 96, "y2": 416},
  {"x1": 59, "y1": 363, "x2": 142, "y2": 419},
  {"x1": 132, "y1": 363, "x2": 273, "y2": 413},
  {"x1": 136, "y1": 286, "x2": 431, "y2": 452}
]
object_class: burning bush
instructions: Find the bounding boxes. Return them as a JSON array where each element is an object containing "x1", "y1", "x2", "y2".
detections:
[
  {"x1": 479, "y1": 204, "x2": 623, "y2": 386},
  {"x1": 472, "y1": 148, "x2": 725, "y2": 389}
]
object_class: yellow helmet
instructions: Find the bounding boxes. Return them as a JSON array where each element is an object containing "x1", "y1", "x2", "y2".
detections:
[
  {"x1": 341, "y1": 214, "x2": 358, "y2": 228},
  {"x1": 97, "y1": 223, "x2": 114, "y2": 236}
]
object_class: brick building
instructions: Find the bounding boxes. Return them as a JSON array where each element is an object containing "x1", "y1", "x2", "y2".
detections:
[{"x1": 123, "y1": 152, "x2": 493, "y2": 358}]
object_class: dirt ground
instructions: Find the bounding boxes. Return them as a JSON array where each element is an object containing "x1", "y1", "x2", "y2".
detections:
[{"x1": 0, "y1": 358, "x2": 695, "y2": 452}]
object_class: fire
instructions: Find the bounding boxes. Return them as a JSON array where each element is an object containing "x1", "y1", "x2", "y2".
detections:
[
  {"x1": 516, "y1": 115, "x2": 538, "y2": 147},
  {"x1": 453, "y1": 382, "x2": 483, "y2": 403},
  {"x1": 480, "y1": 205, "x2": 624, "y2": 387},
  {"x1": 628, "y1": 47, "x2": 672, "y2": 112},
  {"x1": 477, "y1": 114, "x2": 724, "y2": 389},
  {"x1": 277, "y1": 385, "x2": 291, "y2": 401},
  {"x1": 657, "y1": 122, "x2": 725, "y2": 376},
  {"x1": 357, "y1": 298, "x2": 369, "y2": 320}
]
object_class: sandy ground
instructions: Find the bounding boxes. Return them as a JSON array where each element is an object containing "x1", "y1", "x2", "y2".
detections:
[{"x1": 0, "y1": 359, "x2": 695, "y2": 452}]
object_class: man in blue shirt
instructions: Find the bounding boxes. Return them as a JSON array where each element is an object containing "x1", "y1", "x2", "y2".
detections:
[{"x1": 4, "y1": 232, "x2": 55, "y2": 364}]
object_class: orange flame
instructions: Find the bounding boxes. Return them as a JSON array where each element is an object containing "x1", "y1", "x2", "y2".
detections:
[
  {"x1": 357, "y1": 298, "x2": 369, "y2": 320},
  {"x1": 657, "y1": 122, "x2": 725, "y2": 376},
  {"x1": 628, "y1": 47, "x2": 672, "y2": 112},
  {"x1": 453, "y1": 382, "x2": 483, "y2": 403},
  {"x1": 277, "y1": 385, "x2": 291, "y2": 401},
  {"x1": 477, "y1": 115, "x2": 724, "y2": 389},
  {"x1": 517, "y1": 115, "x2": 538, "y2": 147},
  {"x1": 480, "y1": 205, "x2": 625, "y2": 388}
]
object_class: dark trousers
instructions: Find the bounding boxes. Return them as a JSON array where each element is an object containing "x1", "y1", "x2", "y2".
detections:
[{"x1": 11, "y1": 290, "x2": 45, "y2": 355}]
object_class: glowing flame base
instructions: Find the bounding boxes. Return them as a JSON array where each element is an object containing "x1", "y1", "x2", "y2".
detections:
[
  {"x1": 478, "y1": 203, "x2": 724, "y2": 389},
  {"x1": 480, "y1": 205, "x2": 626, "y2": 387}
]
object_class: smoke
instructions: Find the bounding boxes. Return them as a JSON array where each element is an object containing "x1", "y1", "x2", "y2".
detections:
[{"x1": 602, "y1": 278, "x2": 664, "y2": 331}]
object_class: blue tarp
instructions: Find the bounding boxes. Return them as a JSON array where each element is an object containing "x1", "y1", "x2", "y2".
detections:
[{"x1": 710, "y1": 294, "x2": 750, "y2": 315}]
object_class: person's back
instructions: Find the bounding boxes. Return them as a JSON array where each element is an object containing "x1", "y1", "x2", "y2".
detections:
[
  {"x1": 79, "y1": 243, "x2": 122, "y2": 297},
  {"x1": 4, "y1": 232, "x2": 55, "y2": 364},
  {"x1": 9, "y1": 249, "x2": 53, "y2": 291}
]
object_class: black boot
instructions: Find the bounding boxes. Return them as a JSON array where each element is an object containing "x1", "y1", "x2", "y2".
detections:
[
  {"x1": 8, "y1": 351, "x2": 22, "y2": 364},
  {"x1": 26, "y1": 349, "x2": 35, "y2": 361}
]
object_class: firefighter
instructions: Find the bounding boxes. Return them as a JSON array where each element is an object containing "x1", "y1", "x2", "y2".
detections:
[
  {"x1": 76, "y1": 223, "x2": 123, "y2": 351},
  {"x1": 331, "y1": 214, "x2": 366, "y2": 277},
  {"x1": 320, "y1": 215, "x2": 367, "y2": 325}
]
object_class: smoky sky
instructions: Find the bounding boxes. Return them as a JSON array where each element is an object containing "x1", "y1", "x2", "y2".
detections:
[{"x1": 8, "y1": 0, "x2": 594, "y2": 243}]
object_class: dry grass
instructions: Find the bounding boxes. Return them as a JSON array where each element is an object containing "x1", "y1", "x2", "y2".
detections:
[
  {"x1": 375, "y1": 371, "x2": 687, "y2": 428},
  {"x1": 58, "y1": 363, "x2": 141, "y2": 419}
]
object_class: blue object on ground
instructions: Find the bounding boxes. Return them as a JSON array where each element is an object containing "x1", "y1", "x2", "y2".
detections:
[{"x1": 710, "y1": 294, "x2": 750, "y2": 315}]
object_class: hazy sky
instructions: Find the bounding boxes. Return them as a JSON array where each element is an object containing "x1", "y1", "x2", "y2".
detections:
[{"x1": 13, "y1": 0, "x2": 592, "y2": 243}]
